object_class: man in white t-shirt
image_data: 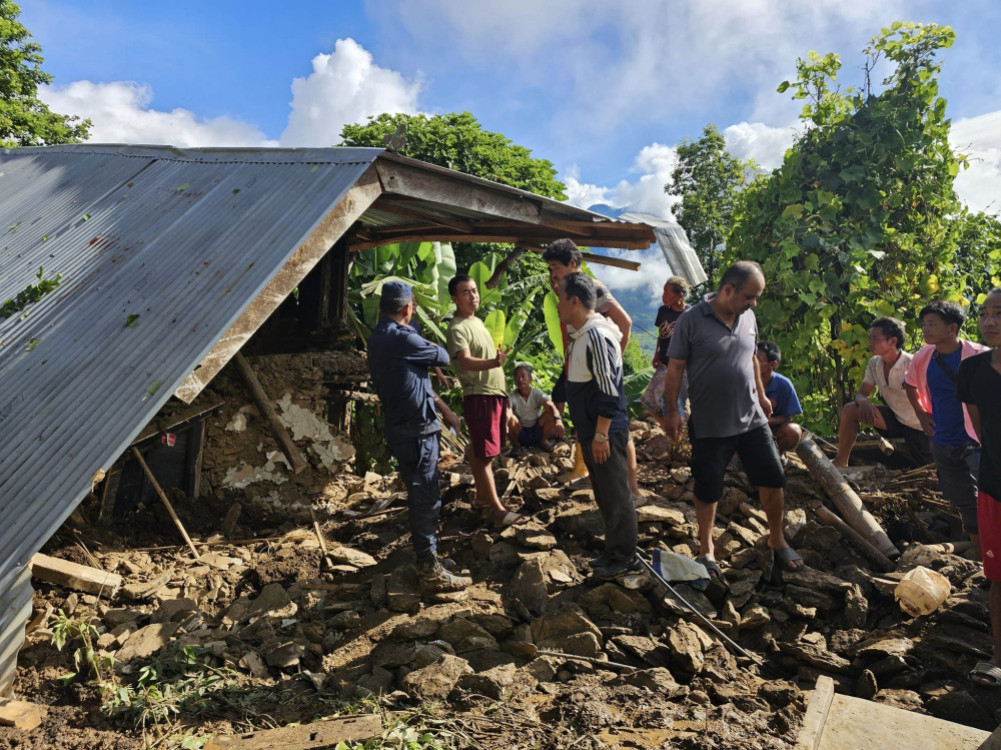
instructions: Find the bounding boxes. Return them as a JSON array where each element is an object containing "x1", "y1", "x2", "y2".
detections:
[
  {"x1": 507, "y1": 364, "x2": 559, "y2": 449},
  {"x1": 835, "y1": 316, "x2": 932, "y2": 467}
]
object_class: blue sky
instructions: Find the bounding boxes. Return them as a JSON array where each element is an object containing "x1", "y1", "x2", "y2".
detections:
[{"x1": 26, "y1": 0, "x2": 1001, "y2": 298}]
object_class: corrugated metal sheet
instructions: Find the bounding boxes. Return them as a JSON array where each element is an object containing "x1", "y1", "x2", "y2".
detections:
[
  {"x1": 0, "y1": 145, "x2": 383, "y2": 606},
  {"x1": 619, "y1": 211, "x2": 708, "y2": 286},
  {"x1": 0, "y1": 564, "x2": 32, "y2": 696}
]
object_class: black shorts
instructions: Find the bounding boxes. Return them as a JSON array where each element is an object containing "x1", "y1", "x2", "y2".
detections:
[
  {"x1": 875, "y1": 405, "x2": 933, "y2": 466},
  {"x1": 689, "y1": 422, "x2": 786, "y2": 504}
]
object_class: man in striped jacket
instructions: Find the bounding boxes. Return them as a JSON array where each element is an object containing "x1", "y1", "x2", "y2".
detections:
[{"x1": 557, "y1": 272, "x2": 639, "y2": 580}]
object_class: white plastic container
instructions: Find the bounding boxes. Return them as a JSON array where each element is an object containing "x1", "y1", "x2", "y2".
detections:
[{"x1": 894, "y1": 566, "x2": 951, "y2": 617}]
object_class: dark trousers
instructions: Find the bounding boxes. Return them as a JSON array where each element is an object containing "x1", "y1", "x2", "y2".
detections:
[
  {"x1": 581, "y1": 430, "x2": 637, "y2": 564},
  {"x1": 389, "y1": 433, "x2": 441, "y2": 557}
]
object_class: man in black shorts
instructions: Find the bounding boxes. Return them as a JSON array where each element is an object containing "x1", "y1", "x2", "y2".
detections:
[
  {"x1": 834, "y1": 316, "x2": 932, "y2": 467},
  {"x1": 662, "y1": 261, "x2": 803, "y2": 578}
]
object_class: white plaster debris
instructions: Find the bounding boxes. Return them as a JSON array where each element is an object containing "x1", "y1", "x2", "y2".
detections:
[
  {"x1": 222, "y1": 451, "x2": 291, "y2": 489},
  {"x1": 224, "y1": 406, "x2": 255, "y2": 433},
  {"x1": 276, "y1": 393, "x2": 355, "y2": 468}
]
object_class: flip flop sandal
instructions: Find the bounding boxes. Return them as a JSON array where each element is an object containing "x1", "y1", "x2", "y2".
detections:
[
  {"x1": 773, "y1": 546, "x2": 804, "y2": 571},
  {"x1": 495, "y1": 510, "x2": 529, "y2": 527},
  {"x1": 970, "y1": 661, "x2": 1001, "y2": 688},
  {"x1": 695, "y1": 555, "x2": 725, "y2": 583}
]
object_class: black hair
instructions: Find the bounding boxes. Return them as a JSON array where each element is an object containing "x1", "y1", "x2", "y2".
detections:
[
  {"x1": 919, "y1": 300, "x2": 966, "y2": 328},
  {"x1": 448, "y1": 274, "x2": 473, "y2": 297},
  {"x1": 542, "y1": 238, "x2": 582, "y2": 267},
  {"x1": 870, "y1": 316, "x2": 906, "y2": 349},
  {"x1": 756, "y1": 340, "x2": 781, "y2": 363},
  {"x1": 718, "y1": 260, "x2": 763, "y2": 292},
  {"x1": 562, "y1": 272, "x2": 596, "y2": 310}
]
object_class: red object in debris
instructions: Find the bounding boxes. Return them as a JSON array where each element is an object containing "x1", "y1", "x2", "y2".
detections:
[{"x1": 160, "y1": 432, "x2": 177, "y2": 447}]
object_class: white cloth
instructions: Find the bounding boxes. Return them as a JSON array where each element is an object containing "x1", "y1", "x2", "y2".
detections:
[
  {"x1": 862, "y1": 352, "x2": 921, "y2": 430},
  {"x1": 508, "y1": 387, "x2": 547, "y2": 427}
]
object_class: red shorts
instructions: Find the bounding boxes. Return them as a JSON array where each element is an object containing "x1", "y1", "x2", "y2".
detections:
[
  {"x1": 979, "y1": 491, "x2": 1001, "y2": 582},
  {"x1": 464, "y1": 395, "x2": 506, "y2": 459}
]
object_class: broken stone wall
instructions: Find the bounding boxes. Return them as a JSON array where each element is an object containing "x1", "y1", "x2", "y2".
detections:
[{"x1": 192, "y1": 352, "x2": 366, "y2": 511}]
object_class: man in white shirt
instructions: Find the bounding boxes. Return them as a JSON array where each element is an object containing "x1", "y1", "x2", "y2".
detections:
[
  {"x1": 835, "y1": 316, "x2": 932, "y2": 467},
  {"x1": 507, "y1": 364, "x2": 559, "y2": 449}
]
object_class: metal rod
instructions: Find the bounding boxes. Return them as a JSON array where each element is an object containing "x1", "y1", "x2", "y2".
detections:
[
  {"x1": 534, "y1": 649, "x2": 634, "y2": 671},
  {"x1": 634, "y1": 551, "x2": 762, "y2": 666}
]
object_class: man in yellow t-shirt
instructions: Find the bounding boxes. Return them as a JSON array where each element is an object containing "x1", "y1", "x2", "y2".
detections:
[{"x1": 446, "y1": 274, "x2": 526, "y2": 527}]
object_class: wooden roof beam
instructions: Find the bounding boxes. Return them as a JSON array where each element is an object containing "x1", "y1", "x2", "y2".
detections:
[{"x1": 368, "y1": 199, "x2": 474, "y2": 233}]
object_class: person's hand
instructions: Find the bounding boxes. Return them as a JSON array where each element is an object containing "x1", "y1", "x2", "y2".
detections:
[
  {"x1": 664, "y1": 410, "x2": 683, "y2": 440},
  {"x1": 858, "y1": 399, "x2": 879, "y2": 426},
  {"x1": 495, "y1": 346, "x2": 509, "y2": 367},
  {"x1": 553, "y1": 419, "x2": 566, "y2": 439},
  {"x1": 433, "y1": 367, "x2": 450, "y2": 388},
  {"x1": 759, "y1": 395, "x2": 773, "y2": 419},
  {"x1": 917, "y1": 409, "x2": 935, "y2": 437},
  {"x1": 591, "y1": 437, "x2": 610, "y2": 464},
  {"x1": 441, "y1": 406, "x2": 461, "y2": 434}
]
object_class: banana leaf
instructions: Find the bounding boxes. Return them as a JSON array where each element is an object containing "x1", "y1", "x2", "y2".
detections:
[{"x1": 484, "y1": 309, "x2": 506, "y2": 347}]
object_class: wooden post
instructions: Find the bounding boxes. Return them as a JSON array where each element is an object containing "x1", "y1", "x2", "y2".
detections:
[
  {"x1": 796, "y1": 437, "x2": 900, "y2": 559},
  {"x1": 814, "y1": 505, "x2": 895, "y2": 573},
  {"x1": 486, "y1": 245, "x2": 528, "y2": 289},
  {"x1": 233, "y1": 352, "x2": 309, "y2": 474},
  {"x1": 131, "y1": 447, "x2": 202, "y2": 560}
]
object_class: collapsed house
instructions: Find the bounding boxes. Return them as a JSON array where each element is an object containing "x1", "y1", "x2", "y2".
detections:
[{"x1": 0, "y1": 143, "x2": 669, "y2": 696}]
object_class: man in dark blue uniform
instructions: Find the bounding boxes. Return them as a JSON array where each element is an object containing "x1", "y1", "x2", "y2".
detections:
[{"x1": 368, "y1": 281, "x2": 470, "y2": 594}]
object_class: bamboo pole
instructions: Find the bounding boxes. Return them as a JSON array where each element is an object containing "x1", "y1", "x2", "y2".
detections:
[{"x1": 233, "y1": 351, "x2": 308, "y2": 474}]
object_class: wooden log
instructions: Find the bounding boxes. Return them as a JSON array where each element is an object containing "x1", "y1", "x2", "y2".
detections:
[
  {"x1": 0, "y1": 698, "x2": 44, "y2": 731},
  {"x1": 233, "y1": 352, "x2": 309, "y2": 474},
  {"x1": 814, "y1": 506, "x2": 895, "y2": 573},
  {"x1": 486, "y1": 245, "x2": 528, "y2": 288},
  {"x1": 796, "y1": 437, "x2": 900, "y2": 559},
  {"x1": 203, "y1": 714, "x2": 383, "y2": 750},
  {"x1": 795, "y1": 675, "x2": 836, "y2": 750},
  {"x1": 131, "y1": 448, "x2": 202, "y2": 560},
  {"x1": 30, "y1": 553, "x2": 122, "y2": 597}
]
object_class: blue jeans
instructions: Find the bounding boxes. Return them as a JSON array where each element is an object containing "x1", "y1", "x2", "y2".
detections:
[{"x1": 389, "y1": 433, "x2": 441, "y2": 557}]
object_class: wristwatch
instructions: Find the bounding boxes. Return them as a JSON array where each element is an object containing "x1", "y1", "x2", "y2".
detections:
[{"x1": 593, "y1": 433, "x2": 608, "y2": 443}]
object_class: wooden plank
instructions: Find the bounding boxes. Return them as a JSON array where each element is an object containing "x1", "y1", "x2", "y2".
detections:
[
  {"x1": 525, "y1": 246, "x2": 643, "y2": 271},
  {"x1": 0, "y1": 699, "x2": 44, "y2": 731},
  {"x1": 130, "y1": 400, "x2": 224, "y2": 446},
  {"x1": 30, "y1": 553, "x2": 122, "y2": 597},
  {"x1": 796, "y1": 675, "x2": 835, "y2": 750},
  {"x1": 376, "y1": 159, "x2": 542, "y2": 224},
  {"x1": 174, "y1": 168, "x2": 382, "y2": 403},
  {"x1": 351, "y1": 232, "x2": 654, "y2": 252},
  {"x1": 204, "y1": 714, "x2": 383, "y2": 750},
  {"x1": 131, "y1": 447, "x2": 203, "y2": 560},
  {"x1": 232, "y1": 352, "x2": 309, "y2": 474}
]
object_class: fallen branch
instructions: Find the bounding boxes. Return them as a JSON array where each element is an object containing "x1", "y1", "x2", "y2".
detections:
[
  {"x1": 131, "y1": 447, "x2": 201, "y2": 560},
  {"x1": 814, "y1": 506, "x2": 895, "y2": 573}
]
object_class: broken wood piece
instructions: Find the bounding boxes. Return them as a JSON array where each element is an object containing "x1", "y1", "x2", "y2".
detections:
[
  {"x1": 233, "y1": 351, "x2": 309, "y2": 474},
  {"x1": 203, "y1": 714, "x2": 383, "y2": 750},
  {"x1": 0, "y1": 698, "x2": 45, "y2": 731},
  {"x1": 30, "y1": 553, "x2": 122, "y2": 597},
  {"x1": 795, "y1": 675, "x2": 835, "y2": 750},
  {"x1": 814, "y1": 506, "x2": 895, "y2": 573},
  {"x1": 796, "y1": 437, "x2": 900, "y2": 559},
  {"x1": 486, "y1": 245, "x2": 529, "y2": 288},
  {"x1": 310, "y1": 509, "x2": 334, "y2": 570},
  {"x1": 130, "y1": 447, "x2": 201, "y2": 560}
]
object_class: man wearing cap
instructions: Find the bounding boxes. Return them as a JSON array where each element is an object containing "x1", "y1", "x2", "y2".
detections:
[{"x1": 368, "y1": 281, "x2": 471, "y2": 594}]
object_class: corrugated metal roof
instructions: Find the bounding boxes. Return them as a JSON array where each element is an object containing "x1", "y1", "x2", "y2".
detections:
[
  {"x1": 0, "y1": 144, "x2": 383, "y2": 590},
  {"x1": 619, "y1": 211, "x2": 708, "y2": 286},
  {"x1": 0, "y1": 565, "x2": 32, "y2": 696}
]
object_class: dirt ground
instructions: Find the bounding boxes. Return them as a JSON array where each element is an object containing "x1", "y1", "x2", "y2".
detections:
[{"x1": 4, "y1": 424, "x2": 999, "y2": 750}]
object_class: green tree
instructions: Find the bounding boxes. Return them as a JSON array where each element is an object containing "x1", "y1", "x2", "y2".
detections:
[
  {"x1": 954, "y1": 211, "x2": 1001, "y2": 305},
  {"x1": 0, "y1": 0, "x2": 90, "y2": 146},
  {"x1": 727, "y1": 22, "x2": 968, "y2": 431},
  {"x1": 666, "y1": 124, "x2": 746, "y2": 289}
]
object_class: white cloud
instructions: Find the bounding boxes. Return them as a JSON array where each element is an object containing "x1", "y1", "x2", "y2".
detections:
[
  {"x1": 951, "y1": 111, "x2": 1001, "y2": 215},
  {"x1": 591, "y1": 247, "x2": 674, "y2": 302},
  {"x1": 280, "y1": 38, "x2": 422, "y2": 147},
  {"x1": 723, "y1": 121, "x2": 799, "y2": 172},
  {"x1": 40, "y1": 80, "x2": 277, "y2": 147},
  {"x1": 564, "y1": 143, "x2": 679, "y2": 220}
]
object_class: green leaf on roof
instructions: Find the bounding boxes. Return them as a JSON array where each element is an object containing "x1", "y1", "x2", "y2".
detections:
[{"x1": 125, "y1": 314, "x2": 140, "y2": 328}]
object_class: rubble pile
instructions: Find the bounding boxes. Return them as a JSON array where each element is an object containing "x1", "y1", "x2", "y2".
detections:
[{"x1": 11, "y1": 421, "x2": 1000, "y2": 749}]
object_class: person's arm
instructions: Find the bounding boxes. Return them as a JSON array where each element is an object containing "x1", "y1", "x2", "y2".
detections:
[
  {"x1": 753, "y1": 354, "x2": 773, "y2": 418},
  {"x1": 904, "y1": 383, "x2": 935, "y2": 436},
  {"x1": 585, "y1": 333, "x2": 624, "y2": 462},
  {"x1": 968, "y1": 403, "x2": 983, "y2": 444},
  {"x1": 452, "y1": 346, "x2": 508, "y2": 371},
  {"x1": 662, "y1": 358, "x2": 687, "y2": 438},
  {"x1": 433, "y1": 392, "x2": 460, "y2": 433},
  {"x1": 591, "y1": 415, "x2": 613, "y2": 463},
  {"x1": 599, "y1": 299, "x2": 632, "y2": 352},
  {"x1": 768, "y1": 414, "x2": 790, "y2": 428},
  {"x1": 404, "y1": 332, "x2": 450, "y2": 368}
]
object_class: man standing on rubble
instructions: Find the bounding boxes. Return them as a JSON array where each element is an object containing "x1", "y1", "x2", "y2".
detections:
[
  {"x1": 557, "y1": 272, "x2": 639, "y2": 580},
  {"x1": 662, "y1": 261, "x2": 803, "y2": 580},
  {"x1": 905, "y1": 300, "x2": 988, "y2": 557},
  {"x1": 367, "y1": 281, "x2": 471, "y2": 595},
  {"x1": 957, "y1": 287, "x2": 1001, "y2": 687}
]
